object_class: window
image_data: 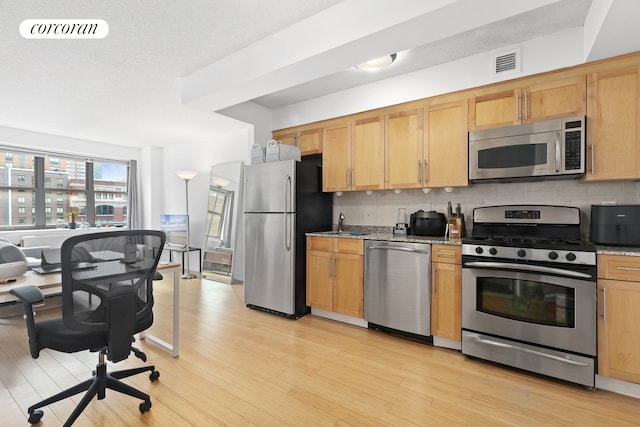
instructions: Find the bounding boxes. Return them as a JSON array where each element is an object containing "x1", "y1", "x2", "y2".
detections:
[
  {"x1": 205, "y1": 188, "x2": 230, "y2": 240},
  {"x1": 0, "y1": 148, "x2": 130, "y2": 229},
  {"x1": 96, "y1": 205, "x2": 114, "y2": 215}
]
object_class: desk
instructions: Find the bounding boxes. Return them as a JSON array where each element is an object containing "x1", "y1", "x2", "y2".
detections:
[
  {"x1": 0, "y1": 262, "x2": 182, "y2": 357},
  {"x1": 165, "y1": 245, "x2": 202, "y2": 275}
]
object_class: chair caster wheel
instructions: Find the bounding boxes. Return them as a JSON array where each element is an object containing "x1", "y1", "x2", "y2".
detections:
[
  {"x1": 149, "y1": 370, "x2": 160, "y2": 381},
  {"x1": 139, "y1": 400, "x2": 152, "y2": 413},
  {"x1": 28, "y1": 409, "x2": 44, "y2": 424}
]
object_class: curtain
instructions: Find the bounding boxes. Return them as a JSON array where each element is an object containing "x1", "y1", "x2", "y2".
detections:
[{"x1": 127, "y1": 160, "x2": 140, "y2": 229}]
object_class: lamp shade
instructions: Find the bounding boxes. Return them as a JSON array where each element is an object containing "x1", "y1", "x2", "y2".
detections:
[{"x1": 176, "y1": 170, "x2": 197, "y2": 181}]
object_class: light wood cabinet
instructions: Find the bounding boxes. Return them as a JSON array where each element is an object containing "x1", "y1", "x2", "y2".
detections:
[
  {"x1": 351, "y1": 115, "x2": 385, "y2": 191},
  {"x1": 597, "y1": 254, "x2": 640, "y2": 383},
  {"x1": 469, "y1": 75, "x2": 586, "y2": 130},
  {"x1": 322, "y1": 116, "x2": 385, "y2": 192},
  {"x1": 431, "y1": 244, "x2": 462, "y2": 342},
  {"x1": 272, "y1": 127, "x2": 323, "y2": 156},
  {"x1": 385, "y1": 108, "x2": 423, "y2": 189},
  {"x1": 585, "y1": 65, "x2": 640, "y2": 181},
  {"x1": 322, "y1": 123, "x2": 351, "y2": 192},
  {"x1": 424, "y1": 99, "x2": 469, "y2": 188},
  {"x1": 306, "y1": 236, "x2": 363, "y2": 318}
]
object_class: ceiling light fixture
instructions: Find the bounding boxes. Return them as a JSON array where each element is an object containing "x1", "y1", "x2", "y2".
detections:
[{"x1": 354, "y1": 53, "x2": 397, "y2": 72}]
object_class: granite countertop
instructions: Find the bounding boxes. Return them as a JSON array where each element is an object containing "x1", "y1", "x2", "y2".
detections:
[
  {"x1": 306, "y1": 226, "x2": 462, "y2": 246},
  {"x1": 307, "y1": 226, "x2": 640, "y2": 254},
  {"x1": 595, "y1": 245, "x2": 640, "y2": 256}
]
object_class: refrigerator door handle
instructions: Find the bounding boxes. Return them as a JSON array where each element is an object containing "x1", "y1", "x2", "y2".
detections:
[
  {"x1": 284, "y1": 175, "x2": 292, "y2": 251},
  {"x1": 284, "y1": 175, "x2": 292, "y2": 212}
]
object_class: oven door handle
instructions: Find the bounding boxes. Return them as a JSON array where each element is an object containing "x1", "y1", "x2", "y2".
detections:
[
  {"x1": 463, "y1": 261, "x2": 592, "y2": 279},
  {"x1": 466, "y1": 336, "x2": 591, "y2": 367}
]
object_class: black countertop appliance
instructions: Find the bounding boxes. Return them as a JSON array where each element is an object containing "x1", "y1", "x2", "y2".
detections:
[
  {"x1": 410, "y1": 210, "x2": 446, "y2": 236},
  {"x1": 590, "y1": 204, "x2": 640, "y2": 246}
]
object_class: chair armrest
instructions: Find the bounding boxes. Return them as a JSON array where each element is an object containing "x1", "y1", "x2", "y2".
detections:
[{"x1": 10, "y1": 285, "x2": 45, "y2": 306}]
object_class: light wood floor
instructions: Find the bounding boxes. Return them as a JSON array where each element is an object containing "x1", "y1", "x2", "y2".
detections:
[{"x1": 2, "y1": 276, "x2": 640, "y2": 426}]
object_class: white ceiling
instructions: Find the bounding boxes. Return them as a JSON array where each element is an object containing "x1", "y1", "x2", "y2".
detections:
[{"x1": 1, "y1": 0, "x2": 638, "y2": 149}]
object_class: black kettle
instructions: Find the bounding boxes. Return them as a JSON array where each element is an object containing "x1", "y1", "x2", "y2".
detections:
[{"x1": 410, "y1": 210, "x2": 446, "y2": 236}]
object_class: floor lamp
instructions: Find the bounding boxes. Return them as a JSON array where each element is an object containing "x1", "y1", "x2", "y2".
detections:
[{"x1": 176, "y1": 170, "x2": 197, "y2": 279}]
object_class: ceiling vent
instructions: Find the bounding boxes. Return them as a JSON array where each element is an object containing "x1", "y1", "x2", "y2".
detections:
[{"x1": 491, "y1": 48, "x2": 521, "y2": 78}]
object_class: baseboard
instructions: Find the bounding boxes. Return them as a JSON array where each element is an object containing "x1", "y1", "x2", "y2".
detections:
[
  {"x1": 596, "y1": 375, "x2": 640, "y2": 399},
  {"x1": 310, "y1": 307, "x2": 368, "y2": 328},
  {"x1": 433, "y1": 336, "x2": 462, "y2": 350}
]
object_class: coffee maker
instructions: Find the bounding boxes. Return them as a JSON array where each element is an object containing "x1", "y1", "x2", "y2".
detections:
[{"x1": 393, "y1": 208, "x2": 409, "y2": 235}]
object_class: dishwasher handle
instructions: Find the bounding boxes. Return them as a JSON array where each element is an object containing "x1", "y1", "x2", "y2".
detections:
[{"x1": 367, "y1": 245, "x2": 431, "y2": 255}]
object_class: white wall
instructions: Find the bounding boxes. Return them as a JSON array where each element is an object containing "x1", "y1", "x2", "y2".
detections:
[
  {"x1": 271, "y1": 27, "x2": 585, "y2": 130},
  {"x1": 159, "y1": 127, "x2": 252, "y2": 253},
  {"x1": 0, "y1": 125, "x2": 140, "y2": 161}
]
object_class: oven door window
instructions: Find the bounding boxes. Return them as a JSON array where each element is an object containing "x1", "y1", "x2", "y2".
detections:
[
  {"x1": 477, "y1": 277, "x2": 575, "y2": 327},
  {"x1": 478, "y1": 143, "x2": 547, "y2": 169}
]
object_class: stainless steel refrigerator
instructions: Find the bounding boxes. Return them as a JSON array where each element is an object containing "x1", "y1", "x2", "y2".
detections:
[{"x1": 243, "y1": 157, "x2": 332, "y2": 318}]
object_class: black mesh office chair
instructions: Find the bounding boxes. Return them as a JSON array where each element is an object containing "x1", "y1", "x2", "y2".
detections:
[{"x1": 10, "y1": 230, "x2": 166, "y2": 426}]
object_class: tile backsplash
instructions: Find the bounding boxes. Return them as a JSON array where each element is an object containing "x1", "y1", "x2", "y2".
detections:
[{"x1": 333, "y1": 180, "x2": 640, "y2": 236}]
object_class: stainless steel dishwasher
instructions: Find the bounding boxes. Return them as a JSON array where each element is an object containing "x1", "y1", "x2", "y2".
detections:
[{"x1": 364, "y1": 240, "x2": 431, "y2": 338}]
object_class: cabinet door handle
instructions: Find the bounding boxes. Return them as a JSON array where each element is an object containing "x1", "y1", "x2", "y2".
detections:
[
  {"x1": 328, "y1": 256, "x2": 331, "y2": 278},
  {"x1": 590, "y1": 144, "x2": 595, "y2": 175},
  {"x1": 617, "y1": 266, "x2": 640, "y2": 271},
  {"x1": 346, "y1": 169, "x2": 350, "y2": 188},
  {"x1": 515, "y1": 90, "x2": 520, "y2": 121},
  {"x1": 524, "y1": 90, "x2": 529, "y2": 120},
  {"x1": 333, "y1": 256, "x2": 337, "y2": 278},
  {"x1": 351, "y1": 168, "x2": 354, "y2": 189},
  {"x1": 432, "y1": 269, "x2": 437, "y2": 295},
  {"x1": 602, "y1": 287, "x2": 607, "y2": 323},
  {"x1": 423, "y1": 159, "x2": 427, "y2": 184},
  {"x1": 417, "y1": 160, "x2": 421, "y2": 184}
]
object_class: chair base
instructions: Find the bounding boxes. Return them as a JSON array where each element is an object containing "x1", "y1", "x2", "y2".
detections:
[{"x1": 27, "y1": 354, "x2": 159, "y2": 427}]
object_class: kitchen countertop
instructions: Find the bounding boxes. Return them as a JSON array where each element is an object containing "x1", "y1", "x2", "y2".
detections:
[
  {"x1": 595, "y1": 245, "x2": 640, "y2": 256},
  {"x1": 306, "y1": 229, "x2": 461, "y2": 245},
  {"x1": 307, "y1": 229, "x2": 640, "y2": 255}
]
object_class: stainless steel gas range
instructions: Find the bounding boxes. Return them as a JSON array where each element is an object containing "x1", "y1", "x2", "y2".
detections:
[{"x1": 461, "y1": 205, "x2": 597, "y2": 387}]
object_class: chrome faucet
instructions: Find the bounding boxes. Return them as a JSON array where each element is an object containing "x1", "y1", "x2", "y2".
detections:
[{"x1": 338, "y1": 212, "x2": 345, "y2": 232}]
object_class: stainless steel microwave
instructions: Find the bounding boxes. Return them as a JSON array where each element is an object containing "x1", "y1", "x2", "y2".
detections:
[{"x1": 468, "y1": 116, "x2": 585, "y2": 182}]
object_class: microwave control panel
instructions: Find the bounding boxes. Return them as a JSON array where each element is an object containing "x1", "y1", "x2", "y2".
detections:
[{"x1": 564, "y1": 130, "x2": 582, "y2": 170}]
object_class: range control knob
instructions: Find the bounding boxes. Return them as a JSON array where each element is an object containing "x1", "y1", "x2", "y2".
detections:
[
  {"x1": 489, "y1": 247, "x2": 498, "y2": 256},
  {"x1": 517, "y1": 249, "x2": 526, "y2": 258},
  {"x1": 548, "y1": 251, "x2": 559, "y2": 260},
  {"x1": 566, "y1": 252, "x2": 577, "y2": 262},
  {"x1": 475, "y1": 247, "x2": 483, "y2": 254}
]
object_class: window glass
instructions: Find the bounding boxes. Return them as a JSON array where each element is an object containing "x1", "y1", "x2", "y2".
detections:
[
  {"x1": 0, "y1": 150, "x2": 34, "y2": 188},
  {"x1": 93, "y1": 162, "x2": 128, "y2": 227},
  {"x1": 0, "y1": 150, "x2": 128, "y2": 229}
]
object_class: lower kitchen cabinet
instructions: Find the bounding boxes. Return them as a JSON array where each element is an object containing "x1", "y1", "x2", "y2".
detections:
[
  {"x1": 597, "y1": 254, "x2": 640, "y2": 383},
  {"x1": 431, "y1": 244, "x2": 462, "y2": 343},
  {"x1": 306, "y1": 236, "x2": 364, "y2": 318}
]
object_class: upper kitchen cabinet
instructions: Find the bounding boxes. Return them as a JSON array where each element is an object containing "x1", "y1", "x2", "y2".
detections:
[
  {"x1": 424, "y1": 99, "x2": 469, "y2": 188},
  {"x1": 351, "y1": 115, "x2": 385, "y2": 191},
  {"x1": 585, "y1": 65, "x2": 640, "y2": 181},
  {"x1": 272, "y1": 127, "x2": 323, "y2": 156},
  {"x1": 322, "y1": 116, "x2": 385, "y2": 192},
  {"x1": 468, "y1": 75, "x2": 586, "y2": 131},
  {"x1": 322, "y1": 122, "x2": 351, "y2": 192},
  {"x1": 385, "y1": 108, "x2": 423, "y2": 189}
]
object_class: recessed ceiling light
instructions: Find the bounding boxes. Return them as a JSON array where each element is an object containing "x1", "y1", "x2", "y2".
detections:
[{"x1": 354, "y1": 53, "x2": 397, "y2": 72}]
